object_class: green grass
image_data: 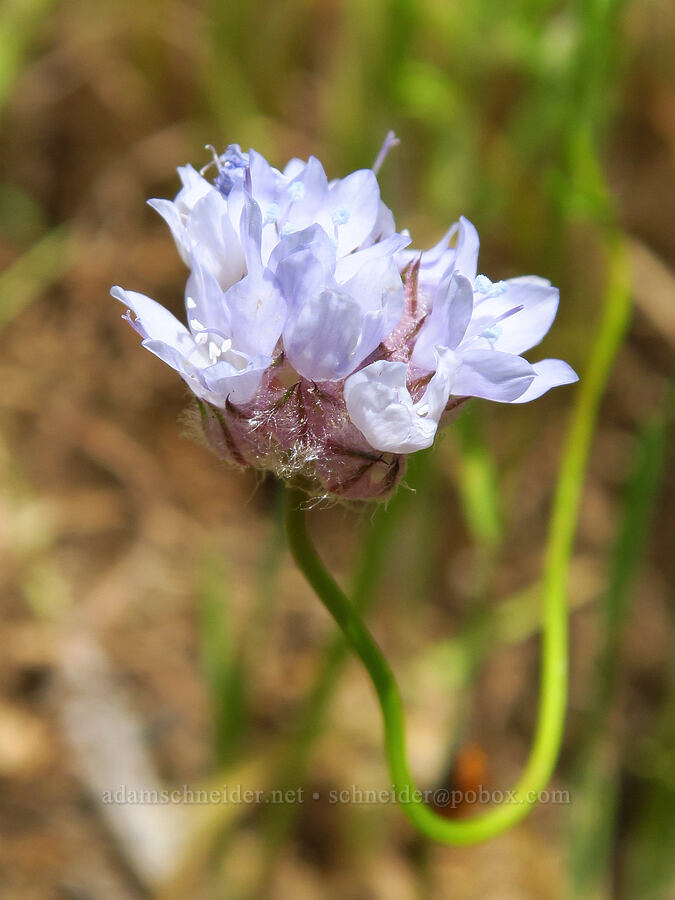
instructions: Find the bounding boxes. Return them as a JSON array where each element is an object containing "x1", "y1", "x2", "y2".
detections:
[{"x1": 198, "y1": 553, "x2": 248, "y2": 768}]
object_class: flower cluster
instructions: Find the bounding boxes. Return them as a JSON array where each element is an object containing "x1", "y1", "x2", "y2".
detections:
[{"x1": 113, "y1": 139, "x2": 577, "y2": 500}]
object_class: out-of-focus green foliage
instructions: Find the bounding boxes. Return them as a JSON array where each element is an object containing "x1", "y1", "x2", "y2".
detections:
[
  {"x1": 199, "y1": 554, "x2": 248, "y2": 767},
  {"x1": 453, "y1": 408, "x2": 502, "y2": 549},
  {"x1": 199, "y1": 0, "x2": 624, "y2": 249},
  {"x1": 568, "y1": 386, "x2": 673, "y2": 898},
  {"x1": 0, "y1": 227, "x2": 75, "y2": 329},
  {"x1": 0, "y1": 0, "x2": 57, "y2": 115}
]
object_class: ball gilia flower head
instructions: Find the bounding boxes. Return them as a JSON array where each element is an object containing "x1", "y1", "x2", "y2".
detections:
[{"x1": 112, "y1": 136, "x2": 577, "y2": 501}]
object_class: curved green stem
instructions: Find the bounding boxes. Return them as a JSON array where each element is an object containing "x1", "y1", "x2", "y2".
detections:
[
  {"x1": 284, "y1": 236, "x2": 630, "y2": 844},
  {"x1": 258, "y1": 476, "x2": 415, "y2": 878}
]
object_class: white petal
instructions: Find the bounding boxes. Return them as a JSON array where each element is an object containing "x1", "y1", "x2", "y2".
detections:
[
  {"x1": 186, "y1": 191, "x2": 246, "y2": 290},
  {"x1": 112, "y1": 286, "x2": 192, "y2": 350},
  {"x1": 184, "y1": 261, "x2": 232, "y2": 338},
  {"x1": 277, "y1": 245, "x2": 331, "y2": 304},
  {"x1": 283, "y1": 287, "x2": 364, "y2": 381},
  {"x1": 270, "y1": 224, "x2": 336, "y2": 294},
  {"x1": 453, "y1": 216, "x2": 480, "y2": 280},
  {"x1": 468, "y1": 276, "x2": 560, "y2": 355},
  {"x1": 344, "y1": 350, "x2": 458, "y2": 454},
  {"x1": 223, "y1": 271, "x2": 286, "y2": 358},
  {"x1": 283, "y1": 157, "x2": 306, "y2": 179},
  {"x1": 281, "y1": 156, "x2": 329, "y2": 227},
  {"x1": 335, "y1": 232, "x2": 410, "y2": 283},
  {"x1": 238, "y1": 192, "x2": 264, "y2": 280},
  {"x1": 248, "y1": 149, "x2": 285, "y2": 211},
  {"x1": 362, "y1": 200, "x2": 397, "y2": 247},
  {"x1": 412, "y1": 272, "x2": 474, "y2": 370},
  {"x1": 175, "y1": 164, "x2": 212, "y2": 212},
  {"x1": 451, "y1": 349, "x2": 535, "y2": 402},
  {"x1": 509, "y1": 358, "x2": 578, "y2": 403},
  {"x1": 342, "y1": 252, "x2": 405, "y2": 331},
  {"x1": 147, "y1": 199, "x2": 190, "y2": 264},
  {"x1": 141, "y1": 338, "x2": 210, "y2": 397},
  {"x1": 202, "y1": 357, "x2": 268, "y2": 405},
  {"x1": 326, "y1": 169, "x2": 380, "y2": 256},
  {"x1": 397, "y1": 216, "x2": 480, "y2": 291}
]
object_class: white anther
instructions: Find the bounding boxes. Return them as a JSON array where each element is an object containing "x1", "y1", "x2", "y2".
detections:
[
  {"x1": 416, "y1": 404, "x2": 430, "y2": 418},
  {"x1": 208, "y1": 341, "x2": 221, "y2": 362},
  {"x1": 481, "y1": 324, "x2": 502, "y2": 342},
  {"x1": 475, "y1": 274, "x2": 492, "y2": 293},
  {"x1": 221, "y1": 338, "x2": 232, "y2": 353},
  {"x1": 331, "y1": 205, "x2": 350, "y2": 226},
  {"x1": 195, "y1": 332, "x2": 208, "y2": 345},
  {"x1": 280, "y1": 223, "x2": 295, "y2": 238},
  {"x1": 288, "y1": 182, "x2": 305, "y2": 201},
  {"x1": 186, "y1": 296, "x2": 197, "y2": 310},
  {"x1": 190, "y1": 318, "x2": 206, "y2": 331},
  {"x1": 264, "y1": 203, "x2": 280, "y2": 224}
]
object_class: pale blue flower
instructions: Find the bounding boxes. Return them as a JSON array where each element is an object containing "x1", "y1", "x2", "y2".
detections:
[
  {"x1": 113, "y1": 139, "x2": 577, "y2": 500},
  {"x1": 111, "y1": 285, "x2": 270, "y2": 406}
]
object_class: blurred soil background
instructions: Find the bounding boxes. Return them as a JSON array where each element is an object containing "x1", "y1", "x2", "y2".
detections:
[{"x1": 0, "y1": 0, "x2": 673, "y2": 897}]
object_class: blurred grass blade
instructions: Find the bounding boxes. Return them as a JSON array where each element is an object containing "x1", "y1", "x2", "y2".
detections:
[
  {"x1": 0, "y1": 0, "x2": 56, "y2": 115},
  {"x1": 155, "y1": 756, "x2": 273, "y2": 900},
  {"x1": 622, "y1": 659, "x2": 675, "y2": 900},
  {"x1": 568, "y1": 745, "x2": 619, "y2": 900},
  {"x1": 453, "y1": 406, "x2": 502, "y2": 548},
  {"x1": 249, "y1": 478, "x2": 287, "y2": 656},
  {"x1": 568, "y1": 385, "x2": 672, "y2": 898},
  {"x1": 436, "y1": 406, "x2": 503, "y2": 766},
  {"x1": 0, "y1": 226, "x2": 74, "y2": 329},
  {"x1": 198, "y1": 554, "x2": 247, "y2": 767},
  {"x1": 601, "y1": 391, "x2": 671, "y2": 695}
]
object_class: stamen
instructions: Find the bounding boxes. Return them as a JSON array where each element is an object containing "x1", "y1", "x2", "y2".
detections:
[
  {"x1": 208, "y1": 341, "x2": 221, "y2": 362},
  {"x1": 493, "y1": 304, "x2": 524, "y2": 325},
  {"x1": 186, "y1": 296, "x2": 197, "y2": 309},
  {"x1": 221, "y1": 338, "x2": 232, "y2": 353},
  {"x1": 475, "y1": 274, "x2": 492, "y2": 293},
  {"x1": 264, "y1": 203, "x2": 280, "y2": 224},
  {"x1": 372, "y1": 130, "x2": 400, "y2": 175},
  {"x1": 481, "y1": 324, "x2": 502, "y2": 342},
  {"x1": 190, "y1": 318, "x2": 206, "y2": 331},
  {"x1": 416, "y1": 404, "x2": 430, "y2": 418},
  {"x1": 280, "y1": 223, "x2": 296, "y2": 238},
  {"x1": 195, "y1": 332, "x2": 208, "y2": 345},
  {"x1": 200, "y1": 144, "x2": 221, "y2": 176}
]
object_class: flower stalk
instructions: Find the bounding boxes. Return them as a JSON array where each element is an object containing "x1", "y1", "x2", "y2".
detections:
[{"x1": 284, "y1": 233, "x2": 630, "y2": 844}]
